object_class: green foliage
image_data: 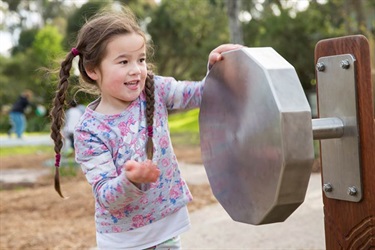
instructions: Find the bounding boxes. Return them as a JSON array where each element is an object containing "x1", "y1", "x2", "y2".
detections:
[
  {"x1": 31, "y1": 25, "x2": 64, "y2": 114},
  {"x1": 148, "y1": 0, "x2": 229, "y2": 80},
  {"x1": 0, "y1": 55, "x2": 12, "y2": 105},
  {"x1": 0, "y1": 115, "x2": 11, "y2": 133},
  {"x1": 11, "y1": 28, "x2": 39, "y2": 55},
  {"x1": 0, "y1": 52, "x2": 35, "y2": 106},
  {"x1": 243, "y1": 0, "x2": 349, "y2": 90},
  {"x1": 0, "y1": 25, "x2": 62, "y2": 132},
  {"x1": 0, "y1": 0, "x2": 373, "y2": 134},
  {"x1": 117, "y1": 0, "x2": 157, "y2": 18},
  {"x1": 65, "y1": 1, "x2": 108, "y2": 48},
  {"x1": 26, "y1": 115, "x2": 51, "y2": 133},
  {"x1": 33, "y1": 25, "x2": 63, "y2": 67}
]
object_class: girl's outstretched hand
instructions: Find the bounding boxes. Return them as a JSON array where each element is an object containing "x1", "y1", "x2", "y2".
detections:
[
  {"x1": 124, "y1": 160, "x2": 160, "y2": 185},
  {"x1": 208, "y1": 44, "x2": 244, "y2": 69}
]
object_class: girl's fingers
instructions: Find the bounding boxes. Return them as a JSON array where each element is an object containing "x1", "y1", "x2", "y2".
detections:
[
  {"x1": 125, "y1": 160, "x2": 160, "y2": 183},
  {"x1": 208, "y1": 44, "x2": 243, "y2": 67}
]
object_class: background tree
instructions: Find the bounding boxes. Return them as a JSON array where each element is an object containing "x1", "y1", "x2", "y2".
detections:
[
  {"x1": 241, "y1": 0, "x2": 362, "y2": 90},
  {"x1": 0, "y1": 0, "x2": 373, "y2": 132},
  {"x1": 226, "y1": 0, "x2": 244, "y2": 44},
  {"x1": 148, "y1": 0, "x2": 229, "y2": 79},
  {"x1": 64, "y1": 1, "x2": 107, "y2": 49},
  {"x1": 32, "y1": 25, "x2": 64, "y2": 106}
]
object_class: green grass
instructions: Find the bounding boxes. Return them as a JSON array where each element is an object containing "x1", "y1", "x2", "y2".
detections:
[
  {"x1": 168, "y1": 109, "x2": 200, "y2": 145},
  {"x1": 168, "y1": 109, "x2": 200, "y2": 133},
  {"x1": 0, "y1": 132, "x2": 49, "y2": 137},
  {"x1": 0, "y1": 145, "x2": 53, "y2": 157},
  {"x1": 59, "y1": 161, "x2": 80, "y2": 177}
]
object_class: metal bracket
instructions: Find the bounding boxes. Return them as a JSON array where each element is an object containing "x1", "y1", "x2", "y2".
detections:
[{"x1": 316, "y1": 54, "x2": 362, "y2": 202}]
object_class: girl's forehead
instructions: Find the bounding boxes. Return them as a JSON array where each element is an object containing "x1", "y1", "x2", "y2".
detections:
[{"x1": 107, "y1": 33, "x2": 146, "y2": 55}]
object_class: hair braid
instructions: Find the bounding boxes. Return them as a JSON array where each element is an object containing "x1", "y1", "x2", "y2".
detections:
[
  {"x1": 50, "y1": 6, "x2": 153, "y2": 197},
  {"x1": 145, "y1": 72, "x2": 155, "y2": 160},
  {"x1": 50, "y1": 53, "x2": 75, "y2": 198}
]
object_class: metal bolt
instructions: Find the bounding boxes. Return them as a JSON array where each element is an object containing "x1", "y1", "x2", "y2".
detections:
[
  {"x1": 347, "y1": 186, "x2": 357, "y2": 196},
  {"x1": 323, "y1": 183, "x2": 333, "y2": 193},
  {"x1": 340, "y1": 60, "x2": 350, "y2": 69},
  {"x1": 316, "y1": 62, "x2": 325, "y2": 72}
]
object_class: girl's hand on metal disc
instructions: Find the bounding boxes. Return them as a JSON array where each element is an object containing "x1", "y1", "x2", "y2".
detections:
[{"x1": 208, "y1": 44, "x2": 244, "y2": 69}]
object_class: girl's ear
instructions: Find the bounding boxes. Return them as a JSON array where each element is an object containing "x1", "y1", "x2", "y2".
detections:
[{"x1": 85, "y1": 67, "x2": 99, "y2": 81}]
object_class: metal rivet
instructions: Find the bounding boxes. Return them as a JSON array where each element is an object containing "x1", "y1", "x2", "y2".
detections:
[
  {"x1": 347, "y1": 186, "x2": 357, "y2": 196},
  {"x1": 323, "y1": 183, "x2": 333, "y2": 192},
  {"x1": 316, "y1": 62, "x2": 325, "y2": 72},
  {"x1": 340, "y1": 60, "x2": 350, "y2": 69}
]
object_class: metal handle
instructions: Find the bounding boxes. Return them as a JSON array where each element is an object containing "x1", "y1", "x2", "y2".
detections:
[{"x1": 312, "y1": 117, "x2": 344, "y2": 140}]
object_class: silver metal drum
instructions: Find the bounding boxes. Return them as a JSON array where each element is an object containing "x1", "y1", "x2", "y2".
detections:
[{"x1": 199, "y1": 47, "x2": 314, "y2": 225}]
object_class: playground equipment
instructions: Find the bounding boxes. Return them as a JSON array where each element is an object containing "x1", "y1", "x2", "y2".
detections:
[{"x1": 199, "y1": 35, "x2": 374, "y2": 249}]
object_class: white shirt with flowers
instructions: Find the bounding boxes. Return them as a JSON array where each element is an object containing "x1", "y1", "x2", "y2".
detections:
[{"x1": 74, "y1": 75, "x2": 204, "y2": 234}]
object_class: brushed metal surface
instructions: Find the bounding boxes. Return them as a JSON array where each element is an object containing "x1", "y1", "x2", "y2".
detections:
[
  {"x1": 316, "y1": 54, "x2": 362, "y2": 202},
  {"x1": 199, "y1": 48, "x2": 314, "y2": 225}
]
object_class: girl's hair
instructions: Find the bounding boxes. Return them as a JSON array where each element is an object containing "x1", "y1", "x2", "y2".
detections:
[{"x1": 50, "y1": 6, "x2": 155, "y2": 198}]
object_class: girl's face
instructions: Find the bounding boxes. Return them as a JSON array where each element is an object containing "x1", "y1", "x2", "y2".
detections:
[{"x1": 87, "y1": 33, "x2": 147, "y2": 113}]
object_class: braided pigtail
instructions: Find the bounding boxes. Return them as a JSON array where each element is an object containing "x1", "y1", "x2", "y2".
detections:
[
  {"x1": 145, "y1": 72, "x2": 155, "y2": 160},
  {"x1": 50, "y1": 49, "x2": 79, "y2": 198}
]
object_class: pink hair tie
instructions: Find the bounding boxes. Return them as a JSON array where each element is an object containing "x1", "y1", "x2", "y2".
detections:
[
  {"x1": 147, "y1": 126, "x2": 153, "y2": 137},
  {"x1": 71, "y1": 48, "x2": 79, "y2": 57},
  {"x1": 55, "y1": 153, "x2": 61, "y2": 167}
]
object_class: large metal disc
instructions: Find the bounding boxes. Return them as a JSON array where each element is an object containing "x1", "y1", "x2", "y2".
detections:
[{"x1": 199, "y1": 47, "x2": 314, "y2": 225}]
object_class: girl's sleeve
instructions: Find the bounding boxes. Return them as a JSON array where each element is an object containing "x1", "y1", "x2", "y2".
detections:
[
  {"x1": 155, "y1": 75, "x2": 205, "y2": 110},
  {"x1": 74, "y1": 128, "x2": 144, "y2": 212}
]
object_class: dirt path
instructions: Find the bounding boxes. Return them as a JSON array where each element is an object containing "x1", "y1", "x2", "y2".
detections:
[{"x1": 0, "y1": 145, "x2": 216, "y2": 249}]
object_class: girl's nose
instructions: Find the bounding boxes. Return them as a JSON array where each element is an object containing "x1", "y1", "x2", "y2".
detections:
[{"x1": 129, "y1": 63, "x2": 141, "y2": 75}]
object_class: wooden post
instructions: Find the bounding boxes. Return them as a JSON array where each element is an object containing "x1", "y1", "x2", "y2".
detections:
[{"x1": 315, "y1": 35, "x2": 375, "y2": 248}]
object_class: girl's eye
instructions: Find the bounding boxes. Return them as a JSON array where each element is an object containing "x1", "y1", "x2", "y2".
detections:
[
  {"x1": 139, "y1": 58, "x2": 146, "y2": 63},
  {"x1": 120, "y1": 60, "x2": 128, "y2": 64}
]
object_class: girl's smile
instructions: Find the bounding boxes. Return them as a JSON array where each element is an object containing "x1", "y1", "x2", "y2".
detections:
[{"x1": 125, "y1": 79, "x2": 141, "y2": 90}]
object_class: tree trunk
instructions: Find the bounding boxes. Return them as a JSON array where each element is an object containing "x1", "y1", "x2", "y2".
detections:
[{"x1": 226, "y1": 0, "x2": 244, "y2": 44}]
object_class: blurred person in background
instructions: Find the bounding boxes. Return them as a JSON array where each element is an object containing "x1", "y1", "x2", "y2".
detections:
[
  {"x1": 63, "y1": 100, "x2": 84, "y2": 155},
  {"x1": 8, "y1": 89, "x2": 33, "y2": 139}
]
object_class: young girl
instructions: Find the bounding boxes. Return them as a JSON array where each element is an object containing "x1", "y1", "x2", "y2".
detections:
[{"x1": 50, "y1": 6, "x2": 241, "y2": 249}]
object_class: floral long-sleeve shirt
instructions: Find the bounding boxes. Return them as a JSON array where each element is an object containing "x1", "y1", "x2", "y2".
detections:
[{"x1": 74, "y1": 75, "x2": 204, "y2": 233}]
